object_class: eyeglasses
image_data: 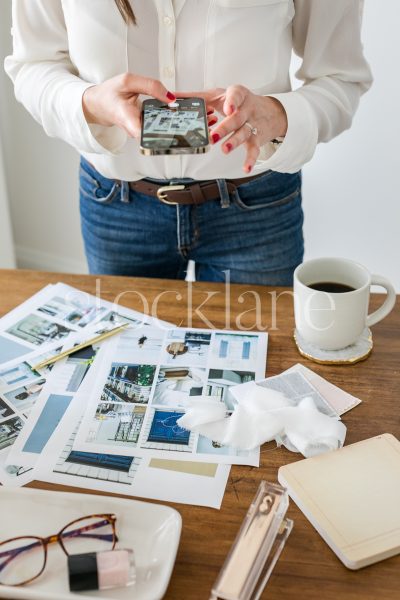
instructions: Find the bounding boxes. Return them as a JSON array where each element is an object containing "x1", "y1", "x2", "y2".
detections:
[{"x1": 0, "y1": 513, "x2": 117, "y2": 587}]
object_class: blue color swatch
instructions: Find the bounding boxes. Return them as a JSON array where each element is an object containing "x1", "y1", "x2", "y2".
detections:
[
  {"x1": 23, "y1": 394, "x2": 73, "y2": 454},
  {"x1": 0, "y1": 336, "x2": 29, "y2": 363}
]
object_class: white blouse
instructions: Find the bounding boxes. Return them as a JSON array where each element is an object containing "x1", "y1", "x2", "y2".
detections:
[{"x1": 5, "y1": 0, "x2": 372, "y2": 181}]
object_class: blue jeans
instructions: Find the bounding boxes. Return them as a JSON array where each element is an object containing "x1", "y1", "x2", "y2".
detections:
[{"x1": 79, "y1": 157, "x2": 304, "y2": 285}]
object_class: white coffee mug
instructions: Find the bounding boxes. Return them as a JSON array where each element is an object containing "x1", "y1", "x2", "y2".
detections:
[{"x1": 294, "y1": 257, "x2": 396, "y2": 351}]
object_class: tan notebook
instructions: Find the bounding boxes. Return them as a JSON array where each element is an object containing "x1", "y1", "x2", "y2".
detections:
[{"x1": 278, "y1": 434, "x2": 400, "y2": 569}]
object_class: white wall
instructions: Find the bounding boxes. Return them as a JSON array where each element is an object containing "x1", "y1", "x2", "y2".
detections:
[
  {"x1": 0, "y1": 132, "x2": 16, "y2": 269},
  {"x1": 0, "y1": 2, "x2": 86, "y2": 274},
  {"x1": 0, "y1": 1, "x2": 399, "y2": 287},
  {"x1": 301, "y1": 0, "x2": 400, "y2": 292},
  {"x1": 0, "y1": 13, "x2": 16, "y2": 269}
]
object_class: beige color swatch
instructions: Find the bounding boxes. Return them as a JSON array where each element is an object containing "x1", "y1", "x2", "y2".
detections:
[{"x1": 149, "y1": 458, "x2": 218, "y2": 477}]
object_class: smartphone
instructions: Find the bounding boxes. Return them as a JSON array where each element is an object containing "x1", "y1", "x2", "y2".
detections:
[{"x1": 140, "y1": 97, "x2": 210, "y2": 155}]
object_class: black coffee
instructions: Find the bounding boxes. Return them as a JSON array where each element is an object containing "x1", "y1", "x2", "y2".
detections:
[{"x1": 308, "y1": 281, "x2": 356, "y2": 293}]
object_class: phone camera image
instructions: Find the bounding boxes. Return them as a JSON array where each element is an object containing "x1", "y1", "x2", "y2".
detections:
[{"x1": 140, "y1": 98, "x2": 210, "y2": 156}]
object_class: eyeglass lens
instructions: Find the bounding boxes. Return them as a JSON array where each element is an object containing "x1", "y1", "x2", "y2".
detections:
[
  {"x1": 0, "y1": 537, "x2": 46, "y2": 586},
  {"x1": 0, "y1": 515, "x2": 115, "y2": 587}
]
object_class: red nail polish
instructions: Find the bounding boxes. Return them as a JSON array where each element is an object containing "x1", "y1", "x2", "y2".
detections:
[
  {"x1": 230, "y1": 105, "x2": 235, "y2": 114},
  {"x1": 211, "y1": 133, "x2": 220, "y2": 144},
  {"x1": 209, "y1": 117, "x2": 218, "y2": 126},
  {"x1": 166, "y1": 91, "x2": 176, "y2": 101},
  {"x1": 226, "y1": 143, "x2": 233, "y2": 152},
  {"x1": 246, "y1": 165, "x2": 253, "y2": 173},
  {"x1": 207, "y1": 110, "x2": 214, "y2": 116}
]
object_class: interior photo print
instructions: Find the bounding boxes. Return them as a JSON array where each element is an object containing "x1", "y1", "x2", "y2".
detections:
[
  {"x1": 0, "y1": 1, "x2": 398, "y2": 599},
  {"x1": 88, "y1": 403, "x2": 147, "y2": 447},
  {"x1": 6, "y1": 315, "x2": 72, "y2": 347}
]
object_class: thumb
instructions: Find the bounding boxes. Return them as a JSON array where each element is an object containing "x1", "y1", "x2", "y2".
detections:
[
  {"x1": 118, "y1": 102, "x2": 142, "y2": 138},
  {"x1": 125, "y1": 74, "x2": 176, "y2": 103}
]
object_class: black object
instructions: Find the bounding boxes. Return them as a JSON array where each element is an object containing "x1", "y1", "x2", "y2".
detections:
[
  {"x1": 68, "y1": 552, "x2": 99, "y2": 592},
  {"x1": 308, "y1": 282, "x2": 356, "y2": 294}
]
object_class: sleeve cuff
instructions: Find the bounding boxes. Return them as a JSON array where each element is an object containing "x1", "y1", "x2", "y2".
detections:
[
  {"x1": 56, "y1": 80, "x2": 128, "y2": 155},
  {"x1": 255, "y1": 91, "x2": 319, "y2": 173}
]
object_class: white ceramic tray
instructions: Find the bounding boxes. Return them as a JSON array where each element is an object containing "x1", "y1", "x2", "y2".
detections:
[{"x1": 0, "y1": 487, "x2": 181, "y2": 600}]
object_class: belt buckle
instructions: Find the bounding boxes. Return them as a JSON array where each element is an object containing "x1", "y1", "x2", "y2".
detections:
[{"x1": 157, "y1": 185, "x2": 186, "y2": 205}]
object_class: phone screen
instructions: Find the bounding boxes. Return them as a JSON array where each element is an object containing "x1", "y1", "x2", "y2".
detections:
[{"x1": 141, "y1": 98, "x2": 209, "y2": 152}]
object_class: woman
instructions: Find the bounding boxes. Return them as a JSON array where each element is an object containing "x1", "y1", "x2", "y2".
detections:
[{"x1": 5, "y1": 0, "x2": 372, "y2": 284}]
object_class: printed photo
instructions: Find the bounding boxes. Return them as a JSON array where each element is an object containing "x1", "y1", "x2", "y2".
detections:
[
  {"x1": 153, "y1": 366, "x2": 205, "y2": 407},
  {"x1": 4, "y1": 379, "x2": 46, "y2": 413},
  {"x1": 0, "y1": 361, "x2": 41, "y2": 389},
  {"x1": 54, "y1": 428, "x2": 141, "y2": 484},
  {"x1": 64, "y1": 346, "x2": 97, "y2": 393},
  {"x1": 163, "y1": 330, "x2": 211, "y2": 366},
  {"x1": 206, "y1": 369, "x2": 255, "y2": 410},
  {"x1": 0, "y1": 398, "x2": 14, "y2": 420},
  {"x1": 85, "y1": 403, "x2": 146, "y2": 447},
  {"x1": 37, "y1": 295, "x2": 106, "y2": 328},
  {"x1": 212, "y1": 333, "x2": 259, "y2": 367},
  {"x1": 256, "y1": 371, "x2": 337, "y2": 417},
  {"x1": 196, "y1": 435, "x2": 251, "y2": 458},
  {"x1": 113, "y1": 328, "x2": 164, "y2": 363},
  {"x1": 6, "y1": 314, "x2": 72, "y2": 346},
  {"x1": 101, "y1": 363, "x2": 156, "y2": 404},
  {"x1": 145, "y1": 409, "x2": 190, "y2": 446},
  {"x1": 26, "y1": 347, "x2": 63, "y2": 376},
  {"x1": 0, "y1": 416, "x2": 23, "y2": 451},
  {"x1": 98, "y1": 311, "x2": 141, "y2": 329},
  {"x1": 0, "y1": 335, "x2": 30, "y2": 364}
]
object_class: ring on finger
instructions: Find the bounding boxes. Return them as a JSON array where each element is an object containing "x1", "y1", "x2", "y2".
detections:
[{"x1": 244, "y1": 121, "x2": 258, "y2": 136}]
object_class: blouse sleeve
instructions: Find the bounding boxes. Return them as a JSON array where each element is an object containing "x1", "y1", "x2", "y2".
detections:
[
  {"x1": 4, "y1": 0, "x2": 127, "y2": 155},
  {"x1": 258, "y1": 0, "x2": 373, "y2": 173}
]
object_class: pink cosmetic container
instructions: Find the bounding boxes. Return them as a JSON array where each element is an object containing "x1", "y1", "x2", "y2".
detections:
[{"x1": 68, "y1": 549, "x2": 135, "y2": 592}]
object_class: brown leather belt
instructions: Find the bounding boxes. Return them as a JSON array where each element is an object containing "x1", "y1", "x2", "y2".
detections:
[{"x1": 128, "y1": 172, "x2": 264, "y2": 206}]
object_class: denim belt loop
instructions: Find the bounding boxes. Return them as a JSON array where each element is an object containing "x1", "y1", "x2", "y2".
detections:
[
  {"x1": 216, "y1": 179, "x2": 231, "y2": 209},
  {"x1": 120, "y1": 180, "x2": 130, "y2": 203}
]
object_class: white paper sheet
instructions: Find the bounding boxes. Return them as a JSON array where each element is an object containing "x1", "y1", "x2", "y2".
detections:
[
  {"x1": 5, "y1": 345, "x2": 102, "y2": 474},
  {"x1": 14, "y1": 343, "x2": 230, "y2": 508},
  {"x1": 3, "y1": 319, "x2": 231, "y2": 508},
  {"x1": 3, "y1": 286, "x2": 171, "y2": 476},
  {"x1": 4, "y1": 347, "x2": 230, "y2": 508},
  {"x1": 285, "y1": 363, "x2": 362, "y2": 415},
  {"x1": 0, "y1": 349, "x2": 59, "y2": 486},
  {"x1": 0, "y1": 282, "x2": 171, "y2": 371},
  {"x1": 73, "y1": 327, "x2": 268, "y2": 466},
  {"x1": 34, "y1": 409, "x2": 230, "y2": 509}
]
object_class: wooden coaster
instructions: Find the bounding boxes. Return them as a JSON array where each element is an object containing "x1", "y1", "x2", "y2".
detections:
[{"x1": 293, "y1": 328, "x2": 373, "y2": 365}]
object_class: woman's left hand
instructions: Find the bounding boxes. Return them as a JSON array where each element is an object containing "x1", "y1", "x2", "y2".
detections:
[
  {"x1": 178, "y1": 86, "x2": 288, "y2": 173},
  {"x1": 176, "y1": 85, "x2": 288, "y2": 173}
]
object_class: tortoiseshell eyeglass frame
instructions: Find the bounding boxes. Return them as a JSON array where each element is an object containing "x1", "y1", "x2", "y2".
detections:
[{"x1": 0, "y1": 513, "x2": 117, "y2": 587}]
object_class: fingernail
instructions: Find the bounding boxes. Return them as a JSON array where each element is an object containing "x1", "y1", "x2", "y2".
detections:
[
  {"x1": 226, "y1": 142, "x2": 233, "y2": 153},
  {"x1": 208, "y1": 117, "x2": 218, "y2": 126},
  {"x1": 207, "y1": 110, "x2": 214, "y2": 115},
  {"x1": 230, "y1": 105, "x2": 235, "y2": 114},
  {"x1": 211, "y1": 133, "x2": 220, "y2": 144},
  {"x1": 166, "y1": 91, "x2": 176, "y2": 101},
  {"x1": 246, "y1": 165, "x2": 253, "y2": 173}
]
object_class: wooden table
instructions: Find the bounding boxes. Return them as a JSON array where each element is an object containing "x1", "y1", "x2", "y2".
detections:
[{"x1": 1, "y1": 269, "x2": 399, "y2": 600}]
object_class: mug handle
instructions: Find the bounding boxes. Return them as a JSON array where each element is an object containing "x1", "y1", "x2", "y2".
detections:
[{"x1": 366, "y1": 275, "x2": 397, "y2": 327}]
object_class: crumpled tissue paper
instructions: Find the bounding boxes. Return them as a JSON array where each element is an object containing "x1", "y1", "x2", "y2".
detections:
[{"x1": 177, "y1": 381, "x2": 346, "y2": 458}]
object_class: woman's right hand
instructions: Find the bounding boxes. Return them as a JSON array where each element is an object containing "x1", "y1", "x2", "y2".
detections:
[{"x1": 82, "y1": 73, "x2": 176, "y2": 138}]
